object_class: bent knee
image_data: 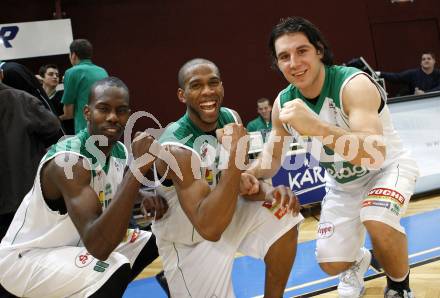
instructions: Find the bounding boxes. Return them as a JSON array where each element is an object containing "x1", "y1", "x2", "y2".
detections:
[
  {"x1": 319, "y1": 261, "x2": 353, "y2": 275},
  {"x1": 363, "y1": 220, "x2": 404, "y2": 241}
]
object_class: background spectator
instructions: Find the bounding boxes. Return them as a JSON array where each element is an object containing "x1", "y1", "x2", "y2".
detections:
[
  {"x1": 59, "y1": 39, "x2": 108, "y2": 133},
  {"x1": 39, "y1": 64, "x2": 74, "y2": 135},
  {"x1": 246, "y1": 97, "x2": 272, "y2": 142},
  {"x1": 378, "y1": 52, "x2": 440, "y2": 96}
]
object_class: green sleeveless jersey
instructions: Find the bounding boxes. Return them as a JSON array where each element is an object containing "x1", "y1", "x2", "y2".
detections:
[
  {"x1": 45, "y1": 129, "x2": 127, "y2": 208},
  {"x1": 153, "y1": 107, "x2": 238, "y2": 244},
  {"x1": 159, "y1": 107, "x2": 237, "y2": 187},
  {"x1": 278, "y1": 65, "x2": 390, "y2": 186}
]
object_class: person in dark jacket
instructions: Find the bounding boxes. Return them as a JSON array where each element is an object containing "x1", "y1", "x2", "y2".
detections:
[
  {"x1": 378, "y1": 52, "x2": 440, "y2": 95},
  {"x1": 0, "y1": 61, "x2": 54, "y2": 110},
  {"x1": 0, "y1": 80, "x2": 61, "y2": 241}
]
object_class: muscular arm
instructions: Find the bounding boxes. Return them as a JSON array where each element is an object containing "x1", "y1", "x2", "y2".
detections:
[
  {"x1": 156, "y1": 144, "x2": 242, "y2": 241},
  {"x1": 42, "y1": 152, "x2": 154, "y2": 260},
  {"x1": 247, "y1": 98, "x2": 292, "y2": 179},
  {"x1": 318, "y1": 75, "x2": 386, "y2": 168}
]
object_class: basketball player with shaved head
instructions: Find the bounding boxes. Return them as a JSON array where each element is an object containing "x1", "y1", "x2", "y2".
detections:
[
  {"x1": 0, "y1": 77, "x2": 166, "y2": 297},
  {"x1": 152, "y1": 58, "x2": 303, "y2": 297}
]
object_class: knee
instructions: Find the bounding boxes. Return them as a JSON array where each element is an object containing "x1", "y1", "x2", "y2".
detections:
[{"x1": 319, "y1": 262, "x2": 352, "y2": 276}]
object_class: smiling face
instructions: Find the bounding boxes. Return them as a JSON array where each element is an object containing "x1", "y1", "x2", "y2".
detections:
[
  {"x1": 84, "y1": 85, "x2": 130, "y2": 146},
  {"x1": 275, "y1": 32, "x2": 326, "y2": 98},
  {"x1": 177, "y1": 63, "x2": 224, "y2": 131}
]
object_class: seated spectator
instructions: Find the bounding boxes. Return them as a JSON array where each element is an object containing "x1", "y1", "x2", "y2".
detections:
[
  {"x1": 246, "y1": 97, "x2": 272, "y2": 142},
  {"x1": 39, "y1": 64, "x2": 75, "y2": 135},
  {"x1": 378, "y1": 52, "x2": 440, "y2": 95}
]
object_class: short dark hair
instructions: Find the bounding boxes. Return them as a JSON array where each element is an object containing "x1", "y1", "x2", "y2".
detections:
[
  {"x1": 38, "y1": 64, "x2": 59, "y2": 77},
  {"x1": 89, "y1": 76, "x2": 129, "y2": 104},
  {"x1": 422, "y1": 51, "x2": 436, "y2": 60},
  {"x1": 177, "y1": 58, "x2": 220, "y2": 88},
  {"x1": 268, "y1": 17, "x2": 334, "y2": 68},
  {"x1": 257, "y1": 97, "x2": 271, "y2": 105},
  {"x1": 70, "y1": 39, "x2": 93, "y2": 60}
]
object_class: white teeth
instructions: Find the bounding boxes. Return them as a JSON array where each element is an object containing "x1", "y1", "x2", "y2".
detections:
[
  {"x1": 200, "y1": 101, "x2": 216, "y2": 110},
  {"x1": 294, "y1": 70, "x2": 306, "y2": 76},
  {"x1": 200, "y1": 101, "x2": 216, "y2": 107}
]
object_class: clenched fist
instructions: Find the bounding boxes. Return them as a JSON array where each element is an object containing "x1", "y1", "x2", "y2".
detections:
[
  {"x1": 132, "y1": 131, "x2": 161, "y2": 174},
  {"x1": 266, "y1": 185, "x2": 300, "y2": 216},
  {"x1": 216, "y1": 123, "x2": 249, "y2": 169},
  {"x1": 279, "y1": 99, "x2": 324, "y2": 137}
]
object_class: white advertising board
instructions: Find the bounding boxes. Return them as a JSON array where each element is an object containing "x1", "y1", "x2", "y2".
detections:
[{"x1": 0, "y1": 19, "x2": 73, "y2": 60}]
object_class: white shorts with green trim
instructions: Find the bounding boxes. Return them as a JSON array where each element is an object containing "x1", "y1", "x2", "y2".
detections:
[
  {"x1": 316, "y1": 161, "x2": 418, "y2": 263},
  {"x1": 0, "y1": 229, "x2": 151, "y2": 298}
]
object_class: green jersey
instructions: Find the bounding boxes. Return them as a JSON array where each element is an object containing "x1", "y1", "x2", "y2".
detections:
[{"x1": 278, "y1": 65, "x2": 404, "y2": 188}]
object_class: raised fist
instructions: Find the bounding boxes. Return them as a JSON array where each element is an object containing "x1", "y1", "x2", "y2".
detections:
[
  {"x1": 279, "y1": 99, "x2": 323, "y2": 137},
  {"x1": 131, "y1": 131, "x2": 160, "y2": 174}
]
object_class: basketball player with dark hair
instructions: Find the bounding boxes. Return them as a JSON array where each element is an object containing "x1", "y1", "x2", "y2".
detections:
[{"x1": 244, "y1": 17, "x2": 419, "y2": 298}]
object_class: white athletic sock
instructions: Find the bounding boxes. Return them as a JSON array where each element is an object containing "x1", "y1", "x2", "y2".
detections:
[{"x1": 388, "y1": 269, "x2": 409, "y2": 282}]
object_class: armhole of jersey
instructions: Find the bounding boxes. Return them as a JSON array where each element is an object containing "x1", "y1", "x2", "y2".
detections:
[
  {"x1": 117, "y1": 141, "x2": 129, "y2": 167},
  {"x1": 276, "y1": 94, "x2": 292, "y2": 134},
  {"x1": 160, "y1": 141, "x2": 201, "y2": 162},
  {"x1": 157, "y1": 142, "x2": 202, "y2": 184},
  {"x1": 224, "y1": 107, "x2": 239, "y2": 124},
  {"x1": 37, "y1": 151, "x2": 92, "y2": 214},
  {"x1": 44, "y1": 151, "x2": 92, "y2": 180},
  {"x1": 339, "y1": 71, "x2": 387, "y2": 120}
]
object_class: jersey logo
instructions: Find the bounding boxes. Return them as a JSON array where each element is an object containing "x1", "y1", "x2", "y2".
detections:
[
  {"x1": 367, "y1": 187, "x2": 405, "y2": 205},
  {"x1": 262, "y1": 201, "x2": 287, "y2": 219},
  {"x1": 317, "y1": 222, "x2": 334, "y2": 239},
  {"x1": 75, "y1": 250, "x2": 94, "y2": 268},
  {"x1": 94, "y1": 260, "x2": 109, "y2": 273}
]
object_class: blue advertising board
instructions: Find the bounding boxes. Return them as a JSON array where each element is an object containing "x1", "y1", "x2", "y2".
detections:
[{"x1": 272, "y1": 152, "x2": 326, "y2": 205}]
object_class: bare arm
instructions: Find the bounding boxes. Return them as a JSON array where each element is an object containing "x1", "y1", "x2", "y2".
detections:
[
  {"x1": 42, "y1": 133, "x2": 157, "y2": 260},
  {"x1": 279, "y1": 74, "x2": 386, "y2": 169},
  {"x1": 156, "y1": 123, "x2": 247, "y2": 241},
  {"x1": 60, "y1": 104, "x2": 74, "y2": 120},
  {"x1": 320, "y1": 75, "x2": 385, "y2": 168}
]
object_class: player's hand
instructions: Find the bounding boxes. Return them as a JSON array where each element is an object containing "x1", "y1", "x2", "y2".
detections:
[
  {"x1": 132, "y1": 131, "x2": 161, "y2": 174},
  {"x1": 239, "y1": 173, "x2": 259, "y2": 195},
  {"x1": 279, "y1": 99, "x2": 323, "y2": 136},
  {"x1": 141, "y1": 194, "x2": 169, "y2": 221},
  {"x1": 266, "y1": 185, "x2": 300, "y2": 215},
  {"x1": 216, "y1": 123, "x2": 249, "y2": 166},
  {"x1": 216, "y1": 123, "x2": 248, "y2": 147},
  {"x1": 414, "y1": 87, "x2": 425, "y2": 95}
]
